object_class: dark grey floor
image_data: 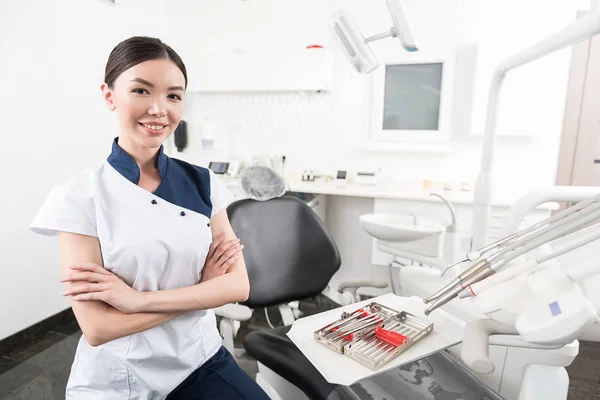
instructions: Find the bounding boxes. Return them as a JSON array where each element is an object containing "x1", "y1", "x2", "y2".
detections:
[
  {"x1": 563, "y1": 340, "x2": 600, "y2": 399},
  {"x1": 0, "y1": 296, "x2": 337, "y2": 400},
  {"x1": 1, "y1": 296, "x2": 599, "y2": 399}
]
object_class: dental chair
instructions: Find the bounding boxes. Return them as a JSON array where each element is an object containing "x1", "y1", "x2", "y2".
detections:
[
  {"x1": 223, "y1": 197, "x2": 501, "y2": 400},
  {"x1": 215, "y1": 196, "x2": 387, "y2": 356}
]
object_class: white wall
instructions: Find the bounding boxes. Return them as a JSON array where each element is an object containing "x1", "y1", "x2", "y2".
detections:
[
  {"x1": 164, "y1": 0, "x2": 583, "y2": 197},
  {"x1": 0, "y1": 0, "x2": 590, "y2": 340},
  {"x1": 0, "y1": 0, "x2": 167, "y2": 341}
]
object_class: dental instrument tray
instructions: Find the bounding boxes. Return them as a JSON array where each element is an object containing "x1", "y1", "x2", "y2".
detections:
[{"x1": 314, "y1": 302, "x2": 434, "y2": 370}]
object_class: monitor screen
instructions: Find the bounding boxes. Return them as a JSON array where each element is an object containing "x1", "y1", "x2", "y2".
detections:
[
  {"x1": 208, "y1": 162, "x2": 230, "y2": 174},
  {"x1": 382, "y1": 63, "x2": 443, "y2": 131}
]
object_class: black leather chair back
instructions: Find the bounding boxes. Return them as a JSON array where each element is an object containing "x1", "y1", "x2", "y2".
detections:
[{"x1": 227, "y1": 196, "x2": 341, "y2": 309}]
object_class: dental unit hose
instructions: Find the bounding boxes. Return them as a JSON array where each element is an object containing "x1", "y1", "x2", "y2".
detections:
[{"x1": 423, "y1": 205, "x2": 600, "y2": 315}]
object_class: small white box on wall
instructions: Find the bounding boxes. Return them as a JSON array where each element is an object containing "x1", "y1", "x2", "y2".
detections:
[{"x1": 186, "y1": 46, "x2": 333, "y2": 93}]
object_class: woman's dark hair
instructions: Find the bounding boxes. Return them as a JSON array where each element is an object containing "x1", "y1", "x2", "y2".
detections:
[{"x1": 104, "y1": 36, "x2": 187, "y2": 89}]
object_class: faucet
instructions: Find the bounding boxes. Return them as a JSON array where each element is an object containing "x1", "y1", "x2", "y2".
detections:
[
  {"x1": 408, "y1": 213, "x2": 418, "y2": 226},
  {"x1": 429, "y1": 193, "x2": 460, "y2": 276},
  {"x1": 429, "y1": 193, "x2": 457, "y2": 231}
]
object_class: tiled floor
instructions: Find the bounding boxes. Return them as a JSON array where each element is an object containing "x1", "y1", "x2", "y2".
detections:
[
  {"x1": 0, "y1": 331, "x2": 80, "y2": 399},
  {"x1": 564, "y1": 340, "x2": 600, "y2": 399},
  {"x1": 1, "y1": 297, "x2": 600, "y2": 399},
  {"x1": 0, "y1": 297, "x2": 332, "y2": 400}
]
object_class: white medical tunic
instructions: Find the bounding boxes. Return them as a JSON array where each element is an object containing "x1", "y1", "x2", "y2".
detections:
[{"x1": 30, "y1": 138, "x2": 234, "y2": 399}]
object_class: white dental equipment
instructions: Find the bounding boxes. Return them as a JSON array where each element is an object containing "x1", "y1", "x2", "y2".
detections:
[
  {"x1": 444, "y1": 187, "x2": 600, "y2": 275},
  {"x1": 330, "y1": 0, "x2": 417, "y2": 74},
  {"x1": 471, "y1": 0, "x2": 600, "y2": 250},
  {"x1": 332, "y1": 0, "x2": 600, "y2": 317},
  {"x1": 457, "y1": 221, "x2": 600, "y2": 375},
  {"x1": 458, "y1": 225, "x2": 600, "y2": 299},
  {"x1": 424, "y1": 191, "x2": 600, "y2": 315},
  {"x1": 327, "y1": 1, "x2": 600, "y2": 397}
]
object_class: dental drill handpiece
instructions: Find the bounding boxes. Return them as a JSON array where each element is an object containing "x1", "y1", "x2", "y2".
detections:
[
  {"x1": 458, "y1": 208, "x2": 600, "y2": 299},
  {"x1": 423, "y1": 204, "x2": 600, "y2": 315},
  {"x1": 423, "y1": 234, "x2": 517, "y2": 305},
  {"x1": 423, "y1": 259, "x2": 497, "y2": 316},
  {"x1": 423, "y1": 193, "x2": 600, "y2": 306},
  {"x1": 507, "y1": 192, "x2": 600, "y2": 245}
]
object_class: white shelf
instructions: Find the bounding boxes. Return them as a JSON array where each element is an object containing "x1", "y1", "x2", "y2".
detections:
[
  {"x1": 186, "y1": 48, "x2": 333, "y2": 93},
  {"x1": 363, "y1": 141, "x2": 453, "y2": 155},
  {"x1": 219, "y1": 174, "x2": 559, "y2": 210}
]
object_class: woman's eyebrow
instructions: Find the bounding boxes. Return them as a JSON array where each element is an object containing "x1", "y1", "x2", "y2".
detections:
[
  {"x1": 130, "y1": 77, "x2": 154, "y2": 87},
  {"x1": 129, "y1": 78, "x2": 183, "y2": 91}
]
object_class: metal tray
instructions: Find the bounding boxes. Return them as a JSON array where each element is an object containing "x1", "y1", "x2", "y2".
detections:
[{"x1": 314, "y1": 302, "x2": 433, "y2": 370}]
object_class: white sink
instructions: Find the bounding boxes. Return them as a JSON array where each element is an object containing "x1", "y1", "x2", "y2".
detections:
[{"x1": 359, "y1": 213, "x2": 445, "y2": 242}]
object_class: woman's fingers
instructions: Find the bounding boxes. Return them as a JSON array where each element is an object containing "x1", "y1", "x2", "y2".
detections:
[
  {"x1": 220, "y1": 253, "x2": 242, "y2": 270},
  {"x1": 60, "y1": 271, "x2": 109, "y2": 283},
  {"x1": 62, "y1": 283, "x2": 108, "y2": 296},
  {"x1": 213, "y1": 238, "x2": 240, "y2": 260},
  {"x1": 207, "y1": 233, "x2": 226, "y2": 259},
  {"x1": 216, "y1": 244, "x2": 244, "y2": 268},
  {"x1": 71, "y1": 292, "x2": 106, "y2": 302},
  {"x1": 68, "y1": 263, "x2": 111, "y2": 274}
]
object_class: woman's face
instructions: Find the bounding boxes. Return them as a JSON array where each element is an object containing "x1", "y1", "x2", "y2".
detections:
[{"x1": 101, "y1": 58, "x2": 185, "y2": 149}]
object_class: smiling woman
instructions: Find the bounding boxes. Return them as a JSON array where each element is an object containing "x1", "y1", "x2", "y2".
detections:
[
  {"x1": 28, "y1": 36, "x2": 269, "y2": 400},
  {"x1": 101, "y1": 37, "x2": 187, "y2": 175}
]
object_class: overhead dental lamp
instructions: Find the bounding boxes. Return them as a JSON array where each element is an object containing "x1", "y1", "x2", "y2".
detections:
[{"x1": 331, "y1": 0, "x2": 418, "y2": 74}]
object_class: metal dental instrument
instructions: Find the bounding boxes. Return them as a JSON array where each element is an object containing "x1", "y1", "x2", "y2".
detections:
[
  {"x1": 439, "y1": 234, "x2": 517, "y2": 278},
  {"x1": 315, "y1": 303, "x2": 434, "y2": 370},
  {"x1": 536, "y1": 228, "x2": 600, "y2": 264},
  {"x1": 438, "y1": 192, "x2": 600, "y2": 280},
  {"x1": 423, "y1": 198, "x2": 600, "y2": 315},
  {"x1": 458, "y1": 223, "x2": 600, "y2": 299},
  {"x1": 425, "y1": 209, "x2": 600, "y2": 315},
  {"x1": 427, "y1": 193, "x2": 600, "y2": 304}
]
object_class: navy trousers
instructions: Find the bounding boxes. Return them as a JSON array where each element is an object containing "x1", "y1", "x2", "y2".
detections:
[{"x1": 165, "y1": 346, "x2": 271, "y2": 400}]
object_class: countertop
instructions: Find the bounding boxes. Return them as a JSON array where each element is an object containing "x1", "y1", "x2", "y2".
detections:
[{"x1": 220, "y1": 176, "x2": 558, "y2": 209}]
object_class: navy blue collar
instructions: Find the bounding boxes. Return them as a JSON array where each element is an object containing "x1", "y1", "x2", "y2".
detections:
[{"x1": 107, "y1": 137, "x2": 169, "y2": 184}]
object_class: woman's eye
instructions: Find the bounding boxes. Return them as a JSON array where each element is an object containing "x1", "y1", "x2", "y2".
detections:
[
  {"x1": 169, "y1": 94, "x2": 182, "y2": 101},
  {"x1": 132, "y1": 88, "x2": 148, "y2": 94}
]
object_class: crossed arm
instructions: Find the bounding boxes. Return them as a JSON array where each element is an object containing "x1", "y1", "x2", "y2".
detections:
[{"x1": 58, "y1": 209, "x2": 249, "y2": 347}]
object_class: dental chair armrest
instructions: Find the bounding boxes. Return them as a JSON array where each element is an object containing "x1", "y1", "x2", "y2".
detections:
[
  {"x1": 338, "y1": 280, "x2": 389, "y2": 291},
  {"x1": 337, "y1": 280, "x2": 389, "y2": 305},
  {"x1": 489, "y1": 335, "x2": 565, "y2": 350},
  {"x1": 214, "y1": 304, "x2": 253, "y2": 322},
  {"x1": 462, "y1": 319, "x2": 572, "y2": 375},
  {"x1": 461, "y1": 319, "x2": 518, "y2": 374}
]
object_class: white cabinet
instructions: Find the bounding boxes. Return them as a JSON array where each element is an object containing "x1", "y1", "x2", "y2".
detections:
[
  {"x1": 370, "y1": 198, "x2": 550, "y2": 266},
  {"x1": 186, "y1": 48, "x2": 333, "y2": 93}
]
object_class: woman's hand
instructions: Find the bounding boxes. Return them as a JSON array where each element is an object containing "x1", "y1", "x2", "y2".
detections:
[
  {"x1": 201, "y1": 233, "x2": 244, "y2": 283},
  {"x1": 61, "y1": 263, "x2": 144, "y2": 314}
]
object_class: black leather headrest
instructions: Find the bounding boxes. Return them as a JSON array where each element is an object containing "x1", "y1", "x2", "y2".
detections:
[{"x1": 227, "y1": 197, "x2": 341, "y2": 308}]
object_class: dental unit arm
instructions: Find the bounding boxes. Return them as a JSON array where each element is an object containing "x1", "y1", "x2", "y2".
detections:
[
  {"x1": 470, "y1": 0, "x2": 600, "y2": 250},
  {"x1": 420, "y1": 187, "x2": 600, "y2": 390},
  {"x1": 458, "y1": 209, "x2": 600, "y2": 379},
  {"x1": 424, "y1": 191, "x2": 600, "y2": 315}
]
